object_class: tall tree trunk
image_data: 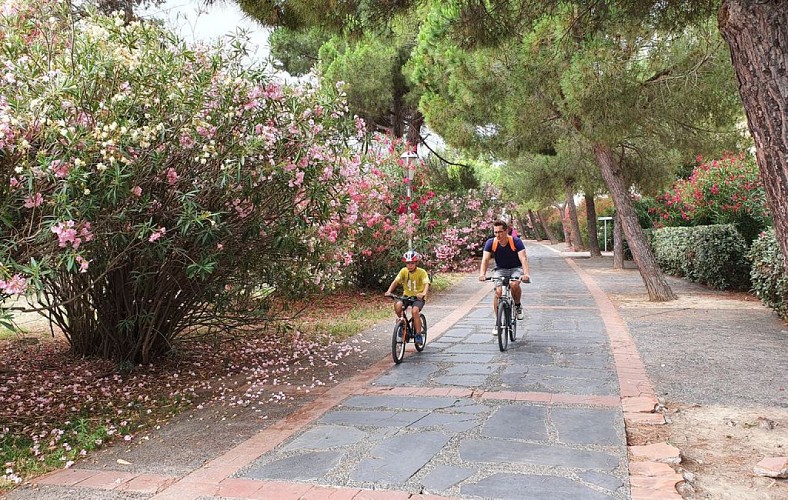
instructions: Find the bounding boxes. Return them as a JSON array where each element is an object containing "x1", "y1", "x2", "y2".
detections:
[
  {"x1": 585, "y1": 193, "x2": 602, "y2": 257},
  {"x1": 593, "y1": 144, "x2": 676, "y2": 301},
  {"x1": 527, "y1": 209, "x2": 542, "y2": 241},
  {"x1": 537, "y1": 209, "x2": 558, "y2": 244},
  {"x1": 406, "y1": 109, "x2": 424, "y2": 148},
  {"x1": 556, "y1": 203, "x2": 573, "y2": 250},
  {"x1": 565, "y1": 181, "x2": 584, "y2": 250},
  {"x1": 613, "y1": 209, "x2": 624, "y2": 269},
  {"x1": 719, "y1": 1, "x2": 788, "y2": 276}
]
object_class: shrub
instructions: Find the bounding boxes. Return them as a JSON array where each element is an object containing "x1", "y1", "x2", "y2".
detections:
[
  {"x1": 324, "y1": 135, "x2": 514, "y2": 288},
  {"x1": 652, "y1": 225, "x2": 750, "y2": 290},
  {"x1": 748, "y1": 229, "x2": 788, "y2": 319},
  {"x1": 652, "y1": 227, "x2": 695, "y2": 277},
  {"x1": 0, "y1": 3, "x2": 358, "y2": 363},
  {"x1": 648, "y1": 153, "x2": 770, "y2": 242}
]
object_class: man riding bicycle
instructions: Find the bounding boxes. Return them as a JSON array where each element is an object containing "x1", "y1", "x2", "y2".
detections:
[
  {"x1": 384, "y1": 250, "x2": 431, "y2": 345},
  {"x1": 479, "y1": 220, "x2": 531, "y2": 327}
]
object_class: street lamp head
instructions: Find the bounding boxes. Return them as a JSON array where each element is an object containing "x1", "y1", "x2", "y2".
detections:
[{"x1": 400, "y1": 151, "x2": 419, "y2": 182}]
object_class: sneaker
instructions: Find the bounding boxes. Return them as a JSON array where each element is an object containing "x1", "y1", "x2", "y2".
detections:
[
  {"x1": 415, "y1": 333, "x2": 424, "y2": 345},
  {"x1": 516, "y1": 304, "x2": 524, "y2": 320},
  {"x1": 491, "y1": 327, "x2": 499, "y2": 336}
]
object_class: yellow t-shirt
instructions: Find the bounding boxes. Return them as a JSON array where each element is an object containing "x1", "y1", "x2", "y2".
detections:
[{"x1": 395, "y1": 267, "x2": 431, "y2": 297}]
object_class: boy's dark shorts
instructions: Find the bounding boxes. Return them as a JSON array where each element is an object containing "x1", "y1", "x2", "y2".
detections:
[{"x1": 403, "y1": 297, "x2": 425, "y2": 310}]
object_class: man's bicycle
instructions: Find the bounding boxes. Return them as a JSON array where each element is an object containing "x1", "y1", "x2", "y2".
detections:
[
  {"x1": 485, "y1": 276, "x2": 528, "y2": 351},
  {"x1": 388, "y1": 295, "x2": 427, "y2": 364}
]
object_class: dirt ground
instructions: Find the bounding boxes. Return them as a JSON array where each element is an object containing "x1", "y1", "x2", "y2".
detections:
[
  {"x1": 664, "y1": 404, "x2": 788, "y2": 499},
  {"x1": 612, "y1": 290, "x2": 788, "y2": 499},
  {"x1": 626, "y1": 404, "x2": 788, "y2": 500}
]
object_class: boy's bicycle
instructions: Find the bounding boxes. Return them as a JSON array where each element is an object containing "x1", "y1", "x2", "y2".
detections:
[
  {"x1": 388, "y1": 295, "x2": 427, "y2": 364},
  {"x1": 485, "y1": 276, "x2": 529, "y2": 351}
]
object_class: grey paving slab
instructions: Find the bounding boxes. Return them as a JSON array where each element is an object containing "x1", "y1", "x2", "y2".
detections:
[
  {"x1": 551, "y1": 407, "x2": 623, "y2": 446},
  {"x1": 350, "y1": 431, "x2": 452, "y2": 483},
  {"x1": 481, "y1": 405, "x2": 549, "y2": 441},
  {"x1": 445, "y1": 364, "x2": 498, "y2": 376},
  {"x1": 416, "y1": 412, "x2": 479, "y2": 432},
  {"x1": 442, "y1": 343, "x2": 491, "y2": 354},
  {"x1": 281, "y1": 425, "x2": 367, "y2": 451},
  {"x1": 418, "y1": 352, "x2": 497, "y2": 364},
  {"x1": 440, "y1": 327, "x2": 474, "y2": 337},
  {"x1": 319, "y1": 409, "x2": 430, "y2": 427},
  {"x1": 578, "y1": 470, "x2": 626, "y2": 492},
  {"x1": 374, "y1": 363, "x2": 442, "y2": 385},
  {"x1": 463, "y1": 333, "x2": 495, "y2": 344},
  {"x1": 459, "y1": 439, "x2": 620, "y2": 469},
  {"x1": 243, "y1": 450, "x2": 344, "y2": 481},
  {"x1": 340, "y1": 395, "x2": 462, "y2": 410},
  {"x1": 518, "y1": 366, "x2": 616, "y2": 381},
  {"x1": 421, "y1": 465, "x2": 476, "y2": 490},
  {"x1": 552, "y1": 353, "x2": 613, "y2": 369},
  {"x1": 504, "y1": 374, "x2": 618, "y2": 395},
  {"x1": 461, "y1": 473, "x2": 615, "y2": 500},
  {"x1": 433, "y1": 374, "x2": 490, "y2": 387}
]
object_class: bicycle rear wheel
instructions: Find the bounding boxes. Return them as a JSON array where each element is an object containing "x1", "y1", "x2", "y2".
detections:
[
  {"x1": 497, "y1": 302, "x2": 509, "y2": 352},
  {"x1": 415, "y1": 314, "x2": 427, "y2": 352},
  {"x1": 392, "y1": 323, "x2": 406, "y2": 363}
]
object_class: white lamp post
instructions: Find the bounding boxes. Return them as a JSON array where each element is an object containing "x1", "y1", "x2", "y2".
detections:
[{"x1": 400, "y1": 151, "x2": 419, "y2": 251}]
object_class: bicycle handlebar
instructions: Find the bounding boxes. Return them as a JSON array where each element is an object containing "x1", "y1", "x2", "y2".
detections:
[
  {"x1": 483, "y1": 276, "x2": 531, "y2": 284},
  {"x1": 386, "y1": 294, "x2": 417, "y2": 303}
]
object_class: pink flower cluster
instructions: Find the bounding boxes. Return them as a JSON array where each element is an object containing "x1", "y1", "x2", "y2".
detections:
[
  {"x1": 49, "y1": 159, "x2": 71, "y2": 178},
  {"x1": 0, "y1": 273, "x2": 27, "y2": 295},
  {"x1": 23, "y1": 193, "x2": 43, "y2": 208},
  {"x1": 51, "y1": 221, "x2": 93, "y2": 249},
  {"x1": 149, "y1": 226, "x2": 166, "y2": 242}
]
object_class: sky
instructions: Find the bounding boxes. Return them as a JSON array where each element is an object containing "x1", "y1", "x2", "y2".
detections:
[{"x1": 142, "y1": 0, "x2": 272, "y2": 63}]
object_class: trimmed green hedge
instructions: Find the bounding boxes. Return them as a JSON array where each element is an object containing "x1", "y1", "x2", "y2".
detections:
[
  {"x1": 748, "y1": 229, "x2": 788, "y2": 319},
  {"x1": 652, "y1": 224, "x2": 751, "y2": 290}
]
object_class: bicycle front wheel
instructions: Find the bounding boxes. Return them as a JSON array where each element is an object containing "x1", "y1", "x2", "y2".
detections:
[
  {"x1": 415, "y1": 314, "x2": 427, "y2": 352},
  {"x1": 497, "y1": 302, "x2": 509, "y2": 352},
  {"x1": 510, "y1": 308, "x2": 517, "y2": 342},
  {"x1": 392, "y1": 323, "x2": 406, "y2": 364}
]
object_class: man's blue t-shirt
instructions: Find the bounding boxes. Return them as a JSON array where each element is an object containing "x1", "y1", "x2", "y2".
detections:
[{"x1": 483, "y1": 236, "x2": 525, "y2": 269}]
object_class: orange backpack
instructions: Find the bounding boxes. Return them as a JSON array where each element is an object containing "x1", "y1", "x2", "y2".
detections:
[{"x1": 492, "y1": 236, "x2": 516, "y2": 252}]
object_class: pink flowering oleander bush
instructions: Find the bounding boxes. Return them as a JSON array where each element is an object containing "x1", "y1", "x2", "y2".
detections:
[
  {"x1": 326, "y1": 134, "x2": 513, "y2": 288},
  {"x1": 647, "y1": 153, "x2": 770, "y2": 243},
  {"x1": 0, "y1": 2, "x2": 361, "y2": 363}
]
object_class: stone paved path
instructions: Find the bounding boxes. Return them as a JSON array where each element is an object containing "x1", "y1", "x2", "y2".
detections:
[{"x1": 17, "y1": 242, "x2": 681, "y2": 499}]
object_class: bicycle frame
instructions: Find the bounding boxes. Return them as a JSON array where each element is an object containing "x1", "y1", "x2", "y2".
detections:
[
  {"x1": 388, "y1": 294, "x2": 427, "y2": 363},
  {"x1": 486, "y1": 276, "x2": 518, "y2": 351}
]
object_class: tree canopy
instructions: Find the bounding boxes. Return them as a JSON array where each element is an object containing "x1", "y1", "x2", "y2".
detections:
[{"x1": 405, "y1": 1, "x2": 742, "y2": 300}]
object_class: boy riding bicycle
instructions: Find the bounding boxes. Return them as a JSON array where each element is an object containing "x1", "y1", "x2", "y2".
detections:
[
  {"x1": 479, "y1": 220, "x2": 530, "y2": 330},
  {"x1": 384, "y1": 250, "x2": 431, "y2": 345}
]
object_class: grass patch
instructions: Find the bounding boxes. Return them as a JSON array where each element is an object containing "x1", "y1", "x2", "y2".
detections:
[
  {"x1": 430, "y1": 272, "x2": 467, "y2": 292},
  {"x1": 293, "y1": 291, "x2": 392, "y2": 341},
  {"x1": 293, "y1": 273, "x2": 469, "y2": 341}
]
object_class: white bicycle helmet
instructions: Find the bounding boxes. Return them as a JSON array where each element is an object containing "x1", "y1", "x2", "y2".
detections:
[{"x1": 402, "y1": 250, "x2": 420, "y2": 263}]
